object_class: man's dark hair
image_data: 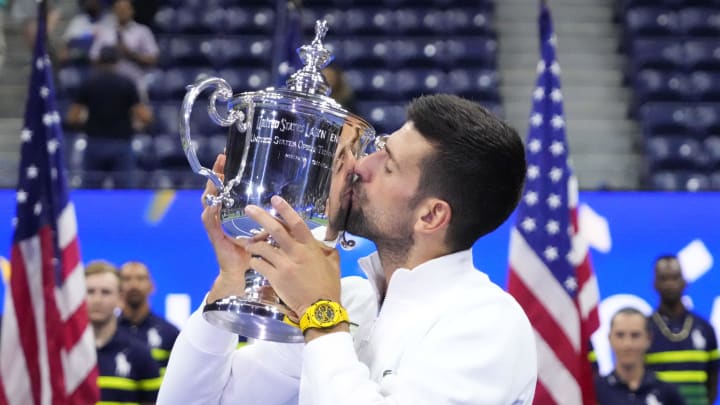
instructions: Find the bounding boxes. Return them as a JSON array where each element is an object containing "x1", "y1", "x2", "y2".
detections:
[
  {"x1": 407, "y1": 94, "x2": 526, "y2": 251},
  {"x1": 610, "y1": 307, "x2": 651, "y2": 335}
]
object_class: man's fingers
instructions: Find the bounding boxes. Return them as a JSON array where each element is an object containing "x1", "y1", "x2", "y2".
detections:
[
  {"x1": 202, "y1": 153, "x2": 226, "y2": 205},
  {"x1": 244, "y1": 205, "x2": 295, "y2": 249},
  {"x1": 270, "y1": 196, "x2": 314, "y2": 244}
]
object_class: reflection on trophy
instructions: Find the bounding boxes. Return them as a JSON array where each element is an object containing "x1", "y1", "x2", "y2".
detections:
[{"x1": 180, "y1": 21, "x2": 376, "y2": 343}]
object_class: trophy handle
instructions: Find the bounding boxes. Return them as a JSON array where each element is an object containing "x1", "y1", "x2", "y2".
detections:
[{"x1": 180, "y1": 77, "x2": 247, "y2": 207}]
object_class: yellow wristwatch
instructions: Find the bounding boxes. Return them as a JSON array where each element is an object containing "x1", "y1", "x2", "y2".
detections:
[{"x1": 299, "y1": 300, "x2": 349, "y2": 333}]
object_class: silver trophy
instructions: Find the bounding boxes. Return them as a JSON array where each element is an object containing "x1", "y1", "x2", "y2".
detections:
[{"x1": 180, "y1": 21, "x2": 375, "y2": 343}]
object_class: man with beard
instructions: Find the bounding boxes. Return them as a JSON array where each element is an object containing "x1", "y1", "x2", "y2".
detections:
[
  {"x1": 86, "y1": 260, "x2": 161, "y2": 403},
  {"x1": 158, "y1": 94, "x2": 537, "y2": 404},
  {"x1": 118, "y1": 261, "x2": 180, "y2": 376},
  {"x1": 646, "y1": 255, "x2": 718, "y2": 405}
]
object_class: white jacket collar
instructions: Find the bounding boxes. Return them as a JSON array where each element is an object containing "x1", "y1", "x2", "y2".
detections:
[{"x1": 357, "y1": 249, "x2": 475, "y2": 310}]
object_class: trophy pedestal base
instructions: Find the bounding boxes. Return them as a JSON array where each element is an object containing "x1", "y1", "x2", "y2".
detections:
[{"x1": 203, "y1": 296, "x2": 304, "y2": 343}]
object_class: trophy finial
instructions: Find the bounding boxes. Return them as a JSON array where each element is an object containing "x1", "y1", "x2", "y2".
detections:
[
  {"x1": 285, "y1": 19, "x2": 334, "y2": 97},
  {"x1": 312, "y1": 20, "x2": 328, "y2": 45}
]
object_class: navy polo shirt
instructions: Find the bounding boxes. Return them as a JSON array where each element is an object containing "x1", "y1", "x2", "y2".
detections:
[
  {"x1": 595, "y1": 370, "x2": 686, "y2": 405},
  {"x1": 118, "y1": 311, "x2": 180, "y2": 375},
  {"x1": 97, "y1": 328, "x2": 161, "y2": 403},
  {"x1": 646, "y1": 311, "x2": 719, "y2": 405}
]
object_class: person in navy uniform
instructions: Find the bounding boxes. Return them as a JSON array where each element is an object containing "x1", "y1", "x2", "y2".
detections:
[
  {"x1": 86, "y1": 260, "x2": 161, "y2": 404},
  {"x1": 118, "y1": 261, "x2": 179, "y2": 375},
  {"x1": 647, "y1": 255, "x2": 719, "y2": 405},
  {"x1": 595, "y1": 307, "x2": 685, "y2": 405}
]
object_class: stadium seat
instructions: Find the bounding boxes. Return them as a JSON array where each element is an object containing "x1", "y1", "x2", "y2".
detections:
[
  {"x1": 692, "y1": 104, "x2": 720, "y2": 136},
  {"x1": 163, "y1": 6, "x2": 227, "y2": 35},
  {"x1": 154, "y1": 134, "x2": 190, "y2": 169},
  {"x1": 343, "y1": 8, "x2": 393, "y2": 35},
  {"x1": 395, "y1": 68, "x2": 446, "y2": 98},
  {"x1": 344, "y1": 68, "x2": 395, "y2": 99},
  {"x1": 131, "y1": 134, "x2": 156, "y2": 171},
  {"x1": 624, "y1": 7, "x2": 679, "y2": 37},
  {"x1": 445, "y1": 8, "x2": 494, "y2": 36},
  {"x1": 217, "y1": 68, "x2": 271, "y2": 93},
  {"x1": 339, "y1": 38, "x2": 392, "y2": 68},
  {"x1": 690, "y1": 72, "x2": 720, "y2": 102},
  {"x1": 443, "y1": 37, "x2": 497, "y2": 68},
  {"x1": 638, "y1": 103, "x2": 693, "y2": 135},
  {"x1": 685, "y1": 39, "x2": 720, "y2": 71},
  {"x1": 151, "y1": 103, "x2": 180, "y2": 136},
  {"x1": 632, "y1": 70, "x2": 689, "y2": 108},
  {"x1": 447, "y1": 68, "x2": 500, "y2": 101},
  {"x1": 355, "y1": 102, "x2": 406, "y2": 136},
  {"x1": 645, "y1": 136, "x2": 706, "y2": 171},
  {"x1": 57, "y1": 66, "x2": 88, "y2": 100},
  {"x1": 392, "y1": 38, "x2": 444, "y2": 68},
  {"x1": 649, "y1": 171, "x2": 711, "y2": 191},
  {"x1": 225, "y1": 7, "x2": 275, "y2": 35},
  {"x1": 704, "y1": 136, "x2": 720, "y2": 170},
  {"x1": 163, "y1": 36, "x2": 209, "y2": 67},
  {"x1": 678, "y1": 7, "x2": 720, "y2": 36},
  {"x1": 153, "y1": 7, "x2": 176, "y2": 34},
  {"x1": 628, "y1": 39, "x2": 684, "y2": 73}
]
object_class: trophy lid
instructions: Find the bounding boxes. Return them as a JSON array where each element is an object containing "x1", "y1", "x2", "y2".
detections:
[{"x1": 285, "y1": 20, "x2": 333, "y2": 96}]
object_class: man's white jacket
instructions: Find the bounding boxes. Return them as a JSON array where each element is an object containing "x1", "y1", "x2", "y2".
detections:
[{"x1": 157, "y1": 249, "x2": 537, "y2": 404}]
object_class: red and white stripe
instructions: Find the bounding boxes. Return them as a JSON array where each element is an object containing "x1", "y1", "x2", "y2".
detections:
[
  {"x1": 1, "y1": 203, "x2": 98, "y2": 405},
  {"x1": 508, "y1": 176, "x2": 600, "y2": 405}
]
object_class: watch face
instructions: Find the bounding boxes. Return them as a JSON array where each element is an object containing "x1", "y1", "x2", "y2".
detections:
[{"x1": 314, "y1": 303, "x2": 336, "y2": 324}]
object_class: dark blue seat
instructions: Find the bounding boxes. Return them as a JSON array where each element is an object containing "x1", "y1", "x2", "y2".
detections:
[
  {"x1": 624, "y1": 7, "x2": 679, "y2": 37},
  {"x1": 164, "y1": 36, "x2": 209, "y2": 67},
  {"x1": 225, "y1": 7, "x2": 275, "y2": 35},
  {"x1": 57, "y1": 66, "x2": 88, "y2": 100},
  {"x1": 355, "y1": 102, "x2": 406, "y2": 135},
  {"x1": 340, "y1": 38, "x2": 391, "y2": 67},
  {"x1": 704, "y1": 136, "x2": 720, "y2": 170},
  {"x1": 447, "y1": 69, "x2": 500, "y2": 101},
  {"x1": 690, "y1": 72, "x2": 720, "y2": 102},
  {"x1": 153, "y1": 7, "x2": 176, "y2": 34},
  {"x1": 171, "y1": 7, "x2": 226, "y2": 35},
  {"x1": 629, "y1": 39, "x2": 684, "y2": 72},
  {"x1": 649, "y1": 171, "x2": 711, "y2": 191},
  {"x1": 632, "y1": 70, "x2": 689, "y2": 108},
  {"x1": 679, "y1": 7, "x2": 720, "y2": 36},
  {"x1": 197, "y1": 134, "x2": 228, "y2": 168},
  {"x1": 204, "y1": 37, "x2": 272, "y2": 69},
  {"x1": 685, "y1": 39, "x2": 720, "y2": 71},
  {"x1": 392, "y1": 38, "x2": 444, "y2": 68},
  {"x1": 217, "y1": 68, "x2": 271, "y2": 93},
  {"x1": 394, "y1": 68, "x2": 446, "y2": 98},
  {"x1": 639, "y1": 103, "x2": 693, "y2": 135},
  {"x1": 393, "y1": 8, "x2": 430, "y2": 36},
  {"x1": 443, "y1": 37, "x2": 497, "y2": 68},
  {"x1": 344, "y1": 68, "x2": 395, "y2": 99},
  {"x1": 131, "y1": 134, "x2": 156, "y2": 171},
  {"x1": 342, "y1": 8, "x2": 392, "y2": 35},
  {"x1": 692, "y1": 104, "x2": 720, "y2": 136},
  {"x1": 445, "y1": 8, "x2": 494, "y2": 35},
  {"x1": 154, "y1": 134, "x2": 189, "y2": 169},
  {"x1": 148, "y1": 67, "x2": 217, "y2": 101},
  {"x1": 151, "y1": 103, "x2": 180, "y2": 136},
  {"x1": 645, "y1": 136, "x2": 706, "y2": 171}
]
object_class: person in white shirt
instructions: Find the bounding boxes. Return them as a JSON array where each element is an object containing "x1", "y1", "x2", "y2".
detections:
[
  {"x1": 158, "y1": 94, "x2": 538, "y2": 405},
  {"x1": 89, "y1": 0, "x2": 158, "y2": 97}
]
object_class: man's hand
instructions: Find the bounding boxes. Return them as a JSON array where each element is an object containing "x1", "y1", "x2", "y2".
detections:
[
  {"x1": 202, "y1": 154, "x2": 252, "y2": 303},
  {"x1": 244, "y1": 196, "x2": 342, "y2": 319}
]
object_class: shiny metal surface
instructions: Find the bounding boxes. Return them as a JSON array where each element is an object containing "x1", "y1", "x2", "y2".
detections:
[{"x1": 180, "y1": 20, "x2": 375, "y2": 342}]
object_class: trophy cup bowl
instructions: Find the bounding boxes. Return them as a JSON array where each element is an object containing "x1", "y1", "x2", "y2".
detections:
[{"x1": 180, "y1": 21, "x2": 375, "y2": 343}]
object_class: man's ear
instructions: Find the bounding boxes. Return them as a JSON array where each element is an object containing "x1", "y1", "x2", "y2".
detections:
[{"x1": 416, "y1": 199, "x2": 451, "y2": 234}]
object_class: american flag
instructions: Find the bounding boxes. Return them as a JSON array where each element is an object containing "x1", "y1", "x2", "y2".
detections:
[
  {"x1": 0, "y1": 2, "x2": 99, "y2": 404},
  {"x1": 507, "y1": 3, "x2": 600, "y2": 405},
  {"x1": 271, "y1": 0, "x2": 304, "y2": 87}
]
